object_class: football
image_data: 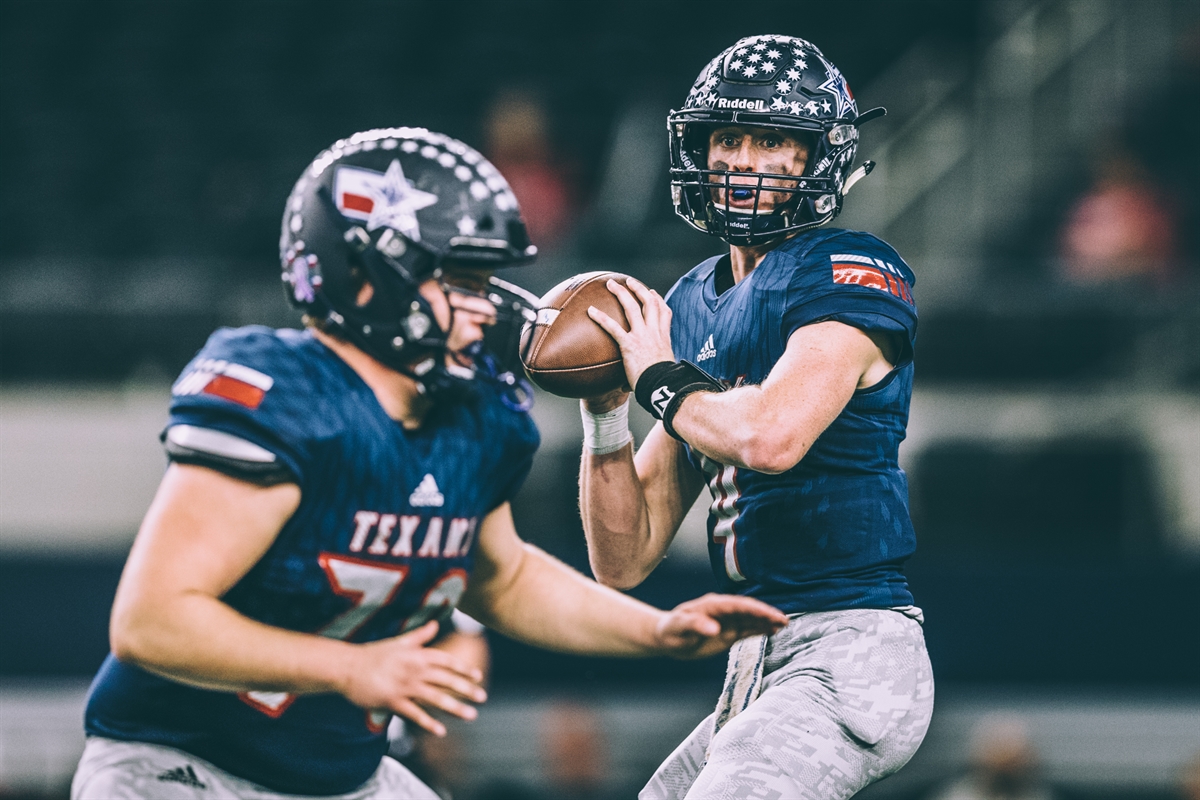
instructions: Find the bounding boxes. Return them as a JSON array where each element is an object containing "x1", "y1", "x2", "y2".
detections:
[{"x1": 520, "y1": 271, "x2": 634, "y2": 398}]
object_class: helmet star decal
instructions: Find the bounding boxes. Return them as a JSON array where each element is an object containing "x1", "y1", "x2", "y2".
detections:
[
  {"x1": 333, "y1": 158, "x2": 438, "y2": 242},
  {"x1": 816, "y1": 53, "x2": 856, "y2": 119}
]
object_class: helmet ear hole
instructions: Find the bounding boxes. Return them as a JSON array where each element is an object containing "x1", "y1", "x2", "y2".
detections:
[
  {"x1": 354, "y1": 278, "x2": 374, "y2": 308},
  {"x1": 477, "y1": 215, "x2": 495, "y2": 232},
  {"x1": 506, "y1": 219, "x2": 530, "y2": 251},
  {"x1": 343, "y1": 262, "x2": 375, "y2": 308}
]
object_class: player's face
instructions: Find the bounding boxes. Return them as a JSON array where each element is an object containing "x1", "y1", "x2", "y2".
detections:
[
  {"x1": 706, "y1": 125, "x2": 811, "y2": 213},
  {"x1": 419, "y1": 266, "x2": 497, "y2": 367}
]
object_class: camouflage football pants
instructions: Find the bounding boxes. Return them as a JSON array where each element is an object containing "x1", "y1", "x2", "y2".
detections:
[
  {"x1": 641, "y1": 608, "x2": 934, "y2": 800},
  {"x1": 72, "y1": 736, "x2": 439, "y2": 800}
]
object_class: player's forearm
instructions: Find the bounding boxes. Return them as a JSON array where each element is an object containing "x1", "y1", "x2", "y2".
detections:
[
  {"x1": 111, "y1": 591, "x2": 355, "y2": 695},
  {"x1": 579, "y1": 449, "x2": 663, "y2": 588},
  {"x1": 672, "y1": 387, "x2": 811, "y2": 474},
  {"x1": 466, "y1": 543, "x2": 665, "y2": 657}
]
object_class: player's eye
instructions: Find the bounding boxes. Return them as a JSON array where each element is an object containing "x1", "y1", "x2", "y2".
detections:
[
  {"x1": 711, "y1": 130, "x2": 740, "y2": 148},
  {"x1": 760, "y1": 135, "x2": 783, "y2": 148}
]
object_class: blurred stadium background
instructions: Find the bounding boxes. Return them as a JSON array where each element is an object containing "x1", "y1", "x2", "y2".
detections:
[{"x1": 2, "y1": 0, "x2": 1199, "y2": 797}]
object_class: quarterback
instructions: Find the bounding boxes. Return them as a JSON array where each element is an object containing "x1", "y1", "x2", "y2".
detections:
[
  {"x1": 580, "y1": 36, "x2": 934, "y2": 798},
  {"x1": 71, "y1": 128, "x2": 787, "y2": 799}
]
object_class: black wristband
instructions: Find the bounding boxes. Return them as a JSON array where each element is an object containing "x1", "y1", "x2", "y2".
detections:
[{"x1": 634, "y1": 360, "x2": 724, "y2": 441}]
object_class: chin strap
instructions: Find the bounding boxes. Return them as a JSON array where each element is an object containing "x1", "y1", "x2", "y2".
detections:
[
  {"x1": 843, "y1": 160, "x2": 876, "y2": 196},
  {"x1": 841, "y1": 106, "x2": 886, "y2": 198},
  {"x1": 854, "y1": 106, "x2": 887, "y2": 127}
]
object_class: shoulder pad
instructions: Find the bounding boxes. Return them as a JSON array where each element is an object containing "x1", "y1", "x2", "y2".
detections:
[{"x1": 164, "y1": 425, "x2": 296, "y2": 486}]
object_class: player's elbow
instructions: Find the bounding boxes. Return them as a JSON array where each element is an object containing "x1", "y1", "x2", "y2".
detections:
[
  {"x1": 599, "y1": 573, "x2": 645, "y2": 592},
  {"x1": 583, "y1": 524, "x2": 662, "y2": 590},
  {"x1": 109, "y1": 593, "x2": 168, "y2": 668},
  {"x1": 589, "y1": 558, "x2": 652, "y2": 591},
  {"x1": 109, "y1": 610, "x2": 150, "y2": 666},
  {"x1": 739, "y1": 432, "x2": 806, "y2": 475}
]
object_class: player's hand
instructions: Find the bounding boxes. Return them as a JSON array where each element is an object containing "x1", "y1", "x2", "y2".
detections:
[
  {"x1": 654, "y1": 593, "x2": 788, "y2": 660},
  {"x1": 338, "y1": 621, "x2": 487, "y2": 737},
  {"x1": 588, "y1": 278, "x2": 676, "y2": 390}
]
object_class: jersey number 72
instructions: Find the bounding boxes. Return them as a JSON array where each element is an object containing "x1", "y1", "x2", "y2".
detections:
[{"x1": 240, "y1": 554, "x2": 468, "y2": 729}]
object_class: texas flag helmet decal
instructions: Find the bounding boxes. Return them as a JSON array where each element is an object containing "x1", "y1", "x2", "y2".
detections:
[{"x1": 332, "y1": 158, "x2": 438, "y2": 242}]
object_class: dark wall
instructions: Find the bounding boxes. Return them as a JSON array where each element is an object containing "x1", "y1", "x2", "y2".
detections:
[{"x1": 0, "y1": 0, "x2": 978, "y2": 264}]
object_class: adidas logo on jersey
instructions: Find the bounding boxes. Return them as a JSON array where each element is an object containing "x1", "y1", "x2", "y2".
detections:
[
  {"x1": 157, "y1": 765, "x2": 207, "y2": 789},
  {"x1": 409, "y1": 474, "x2": 445, "y2": 507},
  {"x1": 696, "y1": 335, "x2": 717, "y2": 362}
]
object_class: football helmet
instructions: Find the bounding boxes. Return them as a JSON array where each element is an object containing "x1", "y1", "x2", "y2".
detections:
[
  {"x1": 668, "y1": 34, "x2": 886, "y2": 246},
  {"x1": 280, "y1": 127, "x2": 539, "y2": 399}
]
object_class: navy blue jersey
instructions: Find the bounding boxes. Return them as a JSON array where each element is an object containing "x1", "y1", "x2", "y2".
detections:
[
  {"x1": 665, "y1": 228, "x2": 917, "y2": 614},
  {"x1": 84, "y1": 326, "x2": 539, "y2": 795}
]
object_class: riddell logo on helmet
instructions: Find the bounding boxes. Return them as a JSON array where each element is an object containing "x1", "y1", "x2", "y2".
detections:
[{"x1": 716, "y1": 97, "x2": 768, "y2": 111}]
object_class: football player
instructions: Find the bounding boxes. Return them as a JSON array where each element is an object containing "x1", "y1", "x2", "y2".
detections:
[
  {"x1": 71, "y1": 128, "x2": 788, "y2": 800},
  {"x1": 578, "y1": 36, "x2": 935, "y2": 798}
]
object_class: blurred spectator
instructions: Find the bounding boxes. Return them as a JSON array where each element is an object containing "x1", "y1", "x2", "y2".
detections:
[
  {"x1": 926, "y1": 716, "x2": 1058, "y2": 800},
  {"x1": 538, "y1": 700, "x2": 618, "y2": 800},
  {"x1": 484, "y1": 88, "x2": 580, "y2": 253},
  {"x1": 1057, "y1": 147, "x2": 1180, "y2": 286},
  {"x1": 1180, "y1": 751, "x2": 1200, "y2": 800},
  {"x1": 390, "y1": 611, "x2": 491, "y2": 799}
]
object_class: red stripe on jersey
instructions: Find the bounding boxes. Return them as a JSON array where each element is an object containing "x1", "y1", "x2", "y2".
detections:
[
  {"x1": 832, "y1": 263, "x2": 910, "y2": 302},
  {"x1": 203, "y1": 374, "x2": 266, "y2": 409},
  {"x1": 340, "y1": 192, "x2": 374, "y2": 214},
  {"x1": 833, "y1": 264, "x2": 891, "y2": 293}
]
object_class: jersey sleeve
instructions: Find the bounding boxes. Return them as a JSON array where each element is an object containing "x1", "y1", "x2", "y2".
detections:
[
  {"x1": 163, "y1": 327, "x2": 313, "y2": 486},
  {"x1": 485, "y1": 406, "x2": 540, "y2": 512},
  {"x1": 781, "y1": 232, "x2": 918, "y2": 365}
]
